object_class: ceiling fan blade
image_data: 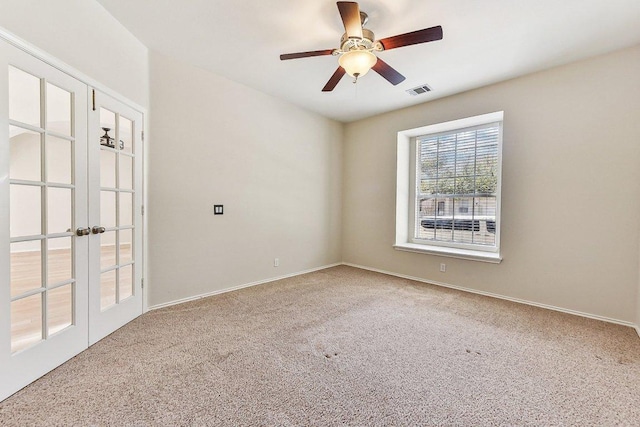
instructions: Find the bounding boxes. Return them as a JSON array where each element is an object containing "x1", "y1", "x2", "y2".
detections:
[
  {"x1": 322, "y1": 67, "x2": 346, "y2": 92},
  {"x1": 337, "y1": 2, "x2": 363, "y2": 39},
  {"x1": 372, "y1": 58, "x2": 405, "y2": 85},
  {"x1": 379, "y1": 26, "x2": 443, "y2": 51},
  {"x1": 280, "y1": 49, "x2": 335, "y2": 61}
]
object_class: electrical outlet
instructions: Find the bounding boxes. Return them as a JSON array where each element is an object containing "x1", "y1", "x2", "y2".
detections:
[
  {"x1": 440, "y1": 263, "x2": 446, "y2": 272},
  {"x1": 274, "y1": 258, "x2": 279, "y2": 267}
]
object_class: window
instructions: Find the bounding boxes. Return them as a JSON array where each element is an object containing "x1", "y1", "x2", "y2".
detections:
[{"x1": 394, "y1": 112, "x2": 503, "y2": 262}]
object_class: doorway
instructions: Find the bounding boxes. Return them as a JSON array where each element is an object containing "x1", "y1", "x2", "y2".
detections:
[{"x1": 0, "y1": 39, "x2": 144, "y2": 401}]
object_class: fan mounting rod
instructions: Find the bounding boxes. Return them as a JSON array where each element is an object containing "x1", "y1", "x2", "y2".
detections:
[{"x1": 359, "y1": 11, "x2": 369, "y2": 26}]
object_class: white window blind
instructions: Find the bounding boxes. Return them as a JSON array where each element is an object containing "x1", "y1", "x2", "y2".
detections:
[{"x1": 413, "y1": 122, "x2": 500, "y2": 250}]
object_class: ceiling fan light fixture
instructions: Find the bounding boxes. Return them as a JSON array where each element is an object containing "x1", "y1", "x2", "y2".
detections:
[
  {"x1": 279, "y1": 2, "x2": 442, "y2": 91},
  {"x1": 338, "y1": 50, "x2": 377, "y2": 78}
]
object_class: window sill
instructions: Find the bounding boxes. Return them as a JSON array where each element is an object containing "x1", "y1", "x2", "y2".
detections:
[{"x1": 393, "y1": 243, "x2": 502, "y2": 263}]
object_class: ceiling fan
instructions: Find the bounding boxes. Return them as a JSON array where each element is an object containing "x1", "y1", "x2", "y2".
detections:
[{"x1": 280, "y1": 1, "x2": 443, "y2": 92}]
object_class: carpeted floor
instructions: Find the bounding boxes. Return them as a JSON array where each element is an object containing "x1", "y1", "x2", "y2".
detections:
[{"x1": 1, "y1": 265, "x2": 639, "y2": 426}]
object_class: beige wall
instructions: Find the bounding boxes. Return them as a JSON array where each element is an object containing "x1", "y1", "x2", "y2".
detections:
[
  {"x1": 147, "y1": 51, "x2": 343, "y2": 306},
  {"x1": 343, "y1": 45, "x2": 640, "y2": 323},
  {"x1": 0, "y1": 0, "x2": 148, "y2": 108}
]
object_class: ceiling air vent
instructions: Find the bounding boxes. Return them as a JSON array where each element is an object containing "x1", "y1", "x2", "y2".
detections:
[{"x1": 406, "y1": 84, "x2": 432, "y2": 96}]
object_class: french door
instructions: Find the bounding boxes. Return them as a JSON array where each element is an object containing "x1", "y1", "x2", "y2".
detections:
[
  {"x1": 0, "y1": 40, "x2": 143, "y2": 401},
  {"x1": 88, "y1": 91, "x2": 143, "y2": 345}
]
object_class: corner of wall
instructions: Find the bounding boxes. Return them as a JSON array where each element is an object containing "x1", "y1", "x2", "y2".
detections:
[
  {"x1": 339, "y1": 121, "x2": 348, "y2": 263},
  {"x1": 637, "y1": 230, "x2": 640, "y2": 336},
  {"x1": 340, "y1": 46, "x2": 640, "y2": 324},
  {"x1": 147, "y1": 52, "x2": 345, "y2": 306}
]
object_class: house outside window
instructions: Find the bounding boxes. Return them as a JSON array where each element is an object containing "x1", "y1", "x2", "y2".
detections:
[
  {"x1": 394, "y1": 112, "x2": 503, "y2": 263},
  {"x1": 457, "y1": 199, "x2": 470, "y2": 214}
]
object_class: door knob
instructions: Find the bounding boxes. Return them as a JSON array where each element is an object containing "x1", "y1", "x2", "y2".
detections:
[
  {"x1": 76, "y1": 227, "x2": 91, "y2": 236},
  {"x1": 92, "y1": 226, "x2": 106, "y2": 234}
]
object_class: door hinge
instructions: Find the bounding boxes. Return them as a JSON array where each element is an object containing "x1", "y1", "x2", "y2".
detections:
[
  {"x1": 141, "y1": 278, "x2": 144, "y2": 289},
  {"x1": 141, "y1": 205, "x2": 145, "y2": 216},
  {"x1": 92, "y1": 89, "x2": 96, "y2": 111},
  {"x1": 141, "y1": 130, "x2": 144, "y2": 142}
]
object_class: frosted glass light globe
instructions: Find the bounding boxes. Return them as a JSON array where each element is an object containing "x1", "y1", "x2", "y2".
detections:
[{"x1": 338, "y1": 50, "x2": 377, "y2": 78}]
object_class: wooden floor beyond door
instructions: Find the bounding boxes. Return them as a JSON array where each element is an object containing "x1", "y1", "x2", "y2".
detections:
[{"x1": 10, "y1": 245, "x2": 132, "y2": 353}]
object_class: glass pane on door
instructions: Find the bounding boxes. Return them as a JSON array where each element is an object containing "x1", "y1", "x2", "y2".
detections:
[
  {"x1": 46, "y1": 136, "x2": 72, "y2": 184},
  {"x1": 47, "y1": 237, "x2": 72, "y2": 285},
  {"x1": 10, "y1": 240, "x2": 42, "y2": 297},
  {"x1": 119, "y1": 155, "x2": 132, "y2": 189},
  {"x1": 119, "y1": 265, "x2": 133, "y2": 300},
  {"x1": 9, "y1": 126, "x2": 41, "y2": 181},
  {"x1": 100, "y1": 150, "x2": 116, "y2": 188},
  {"x1": 47, "y1": 285, "x2": 73, "y2": 335},
  {"x1": 9, "y1": 66, "x2": 40, "y2": 127},
  {"x1": 100, "y1": 191, "x2": 116, "y2": 228},
  {"x1": 47, "y1": 187, "x2": 72, "y2": 234},
  {"x1": 119, "y1": 192, "x2": 133, "y2": 226},
  {"x1": 119, "y1": 116, "x2": 133, "y2": 154},
  {"x1": 46, "y1": 82, "x2": 71, "y2": 136},
  {"x1": 100, "y1": 231, "x2": 116, "y2": 269},
  {"x1": 99, "y1": 108, "x2": 116, "y2": 149},
  {"x1": 100, "y1": 270, "x2": 117, "y2": 310},
  {"x1": 11, "y1": 293, "x2": 43, "y2": 353},
  {"x1": 10, "y1": 184, "x2": 41, "y2": 237},
  {"x1": 119, "y1": 229, "x2": 132, "y2": 264}
]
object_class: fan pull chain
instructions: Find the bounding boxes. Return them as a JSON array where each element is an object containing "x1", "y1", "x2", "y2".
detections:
[{"x1": 352, "y1": 72, "x2": 359, "y2": 98}]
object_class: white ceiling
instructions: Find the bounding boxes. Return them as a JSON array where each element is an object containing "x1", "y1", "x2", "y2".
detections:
[{"x1": 97, "y1": 0, "x2": 640, "y2": 123}]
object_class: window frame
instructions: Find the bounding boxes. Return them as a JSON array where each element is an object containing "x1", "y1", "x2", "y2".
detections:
[{"x1": 395, "y1": 112, "x2": 503, "y2": 263}]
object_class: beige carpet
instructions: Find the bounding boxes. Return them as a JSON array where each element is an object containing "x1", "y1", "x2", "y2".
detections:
[{"x1": 1, "y1": 265, "x2": 639, "y2": 426}]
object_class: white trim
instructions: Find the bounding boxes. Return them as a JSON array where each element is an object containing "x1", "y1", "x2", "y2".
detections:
[
  {"x1": 636, "y1": 325, "x2": 640, "y2": 339},
  {"x1": 342, "y1": 262, "x2": 637, "y2": 329},
  {"x1": 0, "y1": 27, "x2": 145, "y2": 114},
  {"x1": 142, "y1": 116, "x2": 149, "y2": 314},
  {"x1": 398, "y1": 111, "x2": 504, "y2": 139},
  {"x1": 393, "y1": 243, "x2": 502, "y2": 263},
  {"x1": 396, "y1": 111, "x2": 504, "y2": 256},
  {"x1": 148, "y1": 263, "x2": 342, "y2": 311}
]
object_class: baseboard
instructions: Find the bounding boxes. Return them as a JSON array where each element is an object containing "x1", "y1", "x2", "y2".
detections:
[
  {"x1": 148, "y1": 262, "x2": 343, "y2": 311},
  {"x1": 343, "y1": 262, "x2": 637, "y2": 329}
]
